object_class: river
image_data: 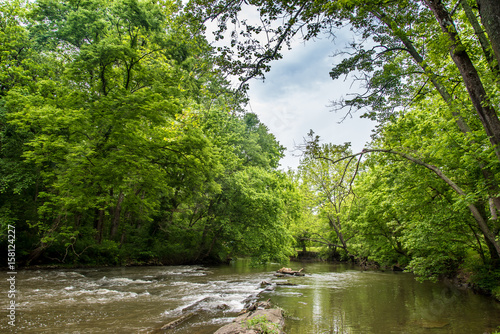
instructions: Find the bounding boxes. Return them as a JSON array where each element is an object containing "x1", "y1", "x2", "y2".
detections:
[{"x1": 3, "y1": 261, "x2": 500, "y2": 333}]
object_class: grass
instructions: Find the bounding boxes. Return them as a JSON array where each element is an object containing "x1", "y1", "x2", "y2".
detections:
[{"x1": 245, "y1": 315, "x2": 280, "y2": 334}]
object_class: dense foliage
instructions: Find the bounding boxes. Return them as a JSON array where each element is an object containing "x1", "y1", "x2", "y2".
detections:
[
  {"x1": 187, "y1": 0, "x2": 500, "y2": 297},
  {"x1": 2, "y1": 0, "x2": 500, "y2": 299},
  {"x1": 0, "y1": 0, "x2": 293, "y2": 266}
]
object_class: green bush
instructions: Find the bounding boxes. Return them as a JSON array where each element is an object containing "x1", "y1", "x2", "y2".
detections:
[{"x1": 468, "y1": 264, "x2": 500, "y2": 297}]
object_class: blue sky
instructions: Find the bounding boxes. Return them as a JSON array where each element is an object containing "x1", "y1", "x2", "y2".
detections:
[{"x1": 246, "y1": 34, "x2": 375, "y2": 170}]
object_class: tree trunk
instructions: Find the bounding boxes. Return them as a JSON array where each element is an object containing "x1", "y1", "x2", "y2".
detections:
[
  {"x1": 328, "y1": 216, "x2": 348, "y2": 251},
  {"x1": 461, "y1": 0, "x2": 499, "y2": 75},
  {"x1": 476, "y1": 0, "x2": 500, "y2": 70},
  {"x1": 362, "y1": 148, "x2": 500, "y2": 260},
  {"x1": 110, "y1": 192, "x2": 125, "y2": 239},
  {"x1": 27, "y1": 214, "x2": 65, "y2": 264},
  {"x1": 194, "y1": 224, "x2": 210, "y2": 262},
  {"x1": 485, "y1": 237, "x2": 500, "y2": 265},
  {"x1": 372, "y1": 8, "x2": 473, "y2": 134},
  {"x1": 425, "y1": 0, "x2": 500, "y2": 162},
  {"x1": 119, "y1": 212, "x2": 131, "y2": 248},
  {"x1": 94, "y1": 208, "x2": 105, "y2": 243},
  {"x1": 27, "y1": 244, "x2": 47, "y2": 265},
  {"x1": 374, "y1": 9, "x2": 500, "y2": 214}
]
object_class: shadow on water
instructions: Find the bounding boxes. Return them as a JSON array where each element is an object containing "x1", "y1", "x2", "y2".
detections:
[{"x1": 3, "y1": 260, "x2": 500, "y2": 333}]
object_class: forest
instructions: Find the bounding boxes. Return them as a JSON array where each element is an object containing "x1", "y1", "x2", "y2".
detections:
[{"x1": 1, "y1": 0, "x2": 500, "y2": 299}]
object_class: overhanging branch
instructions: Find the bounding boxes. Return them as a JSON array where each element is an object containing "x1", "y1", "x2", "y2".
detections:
[{"x1": 313, "y1": 147, "x2": 500, "y2": 255}]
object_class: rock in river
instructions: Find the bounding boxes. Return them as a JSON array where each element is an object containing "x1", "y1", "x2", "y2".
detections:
[{"x1": 214, "y1": 308, "x2": 285, "y2": 334}]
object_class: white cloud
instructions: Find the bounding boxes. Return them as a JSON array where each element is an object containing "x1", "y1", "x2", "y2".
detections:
[
  {"x1": 202, "y1": 6, "x2": 376, "y2": 170},
  {"x1": 247, "y1": 33, "x2": 375, "y2": 170}
]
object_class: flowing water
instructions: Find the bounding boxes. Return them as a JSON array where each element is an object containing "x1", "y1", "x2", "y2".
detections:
[{"x1": 3, "y1": 261, "x2": 500, "y2": 333}]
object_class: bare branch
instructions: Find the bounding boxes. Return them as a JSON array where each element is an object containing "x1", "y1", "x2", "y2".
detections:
[{"x1": 236, "y1": 1, "x2": 310, "y2": 91}]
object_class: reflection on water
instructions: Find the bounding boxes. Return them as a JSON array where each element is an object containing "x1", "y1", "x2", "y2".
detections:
[
  {"x1": 271, "y1": 262, "x2": 500, "y2": 334},
  {"x1": 2, "y1": 261, "x2": 500, "y2": 333}
]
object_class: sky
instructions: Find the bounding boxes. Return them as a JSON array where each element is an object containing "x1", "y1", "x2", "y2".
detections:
[
  {"x1": 204, "y1": 8, "x2": 376, "y2": 170},
  {"x1": 246, "y1": 35, "x2": 376, "y2": 170}
]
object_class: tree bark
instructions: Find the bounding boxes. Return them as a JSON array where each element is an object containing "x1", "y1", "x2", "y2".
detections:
[
  {"x1": 476, "y1": 0, "x2": 500, "y2": 70},
  {"x1": 461, "y1": 0, "x2": 499, "y2": 76},
  {"x1": 94, "y1": 208, "x2": 105, "y2": 243},
  {"x1": 110, "y1": 192, "x2": 125, "y2": 239},
  {"x1": 119, "y1": 212, "x2": 131, "y2": 248},
  {"x1": 27, "y1": 244, "x2": 47, "y2": 265},
  {"x1": 424, "y1": 0, "x2": 500, "y2": 162},
  {"x1": 328, "y1": 215, "x2": 348, "y2": 251},
  {"x1": 194, "y1": 224, "x2": 210, "y2": 262}
]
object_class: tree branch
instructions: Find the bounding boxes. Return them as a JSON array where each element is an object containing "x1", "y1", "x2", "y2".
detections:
[{"x1": 313, "y1": 147, "x2": 500, "y2": 256}]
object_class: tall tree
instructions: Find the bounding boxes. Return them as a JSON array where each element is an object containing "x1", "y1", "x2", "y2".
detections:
[
  {"x1": 190, "y1": 0, "x2": 500, "y2": 158},
  {"x1": 190, "y1": 0, "x2": 500, "y2": 262},
  {"x1": 476, "y1": 0, "x2": 500, "y2": 67},
  {"x1": 1, "y1": 0, "x2": 293, "y2": 265},
  {"x1": 298, "y1": 141, "x2": 359, "y2": 257}
]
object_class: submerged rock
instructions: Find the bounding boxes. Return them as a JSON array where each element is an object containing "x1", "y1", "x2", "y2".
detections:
[
  {"x1": 159, "y1": 312, "x2": 195, "y2": 330},
  {"x1": 410, "y1": 319, "x2": 450, "y2": 329},
  {"x1": 419, "y1": 320, "x2": 450, "y2": 329}
]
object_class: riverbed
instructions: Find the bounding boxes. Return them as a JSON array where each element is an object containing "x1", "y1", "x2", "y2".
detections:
[{"x1": 3, "y1": 261, "x2": 500, "y2": 333}]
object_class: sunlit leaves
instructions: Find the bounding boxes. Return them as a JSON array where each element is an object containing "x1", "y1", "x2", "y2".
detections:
[{"x1": 1, "y1": 0, "x2": 293, "y2": 265}]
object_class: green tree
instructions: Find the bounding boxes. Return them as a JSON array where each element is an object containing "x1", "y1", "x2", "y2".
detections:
[
  {"x1": 189, "y1": 0, "x2": 500, "y2": 271},
  {"x1": 286, "y1": 169, "x2": 323, "y2": 255},
  {"x1": 351, "y1": 95, "x2": 499, "y2": 277},
  {"x1": 151, "y1": 107, "x2": 293, "y2": 264},
  {"x1": 1, "y1": 0, "x2": 294, "y2": 266},
  {"x1": 0, "y1": 0, "x2": 52, "y2": 259},
  {"x1": 297, "y1": 140, "x2": 360, "y2": 259}
]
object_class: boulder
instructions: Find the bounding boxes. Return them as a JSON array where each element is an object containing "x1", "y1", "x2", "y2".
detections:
[
  {"x1": 214, "y1": 309, "x2": 285, "y2": 334},
  {"x1": 276, "y1": 267, "x2": 305, "y2": 276}
]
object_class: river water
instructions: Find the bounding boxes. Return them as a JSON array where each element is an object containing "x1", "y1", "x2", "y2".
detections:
[{"x1": 3, "y1": 261, "x2": 500, "y2": 333}]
